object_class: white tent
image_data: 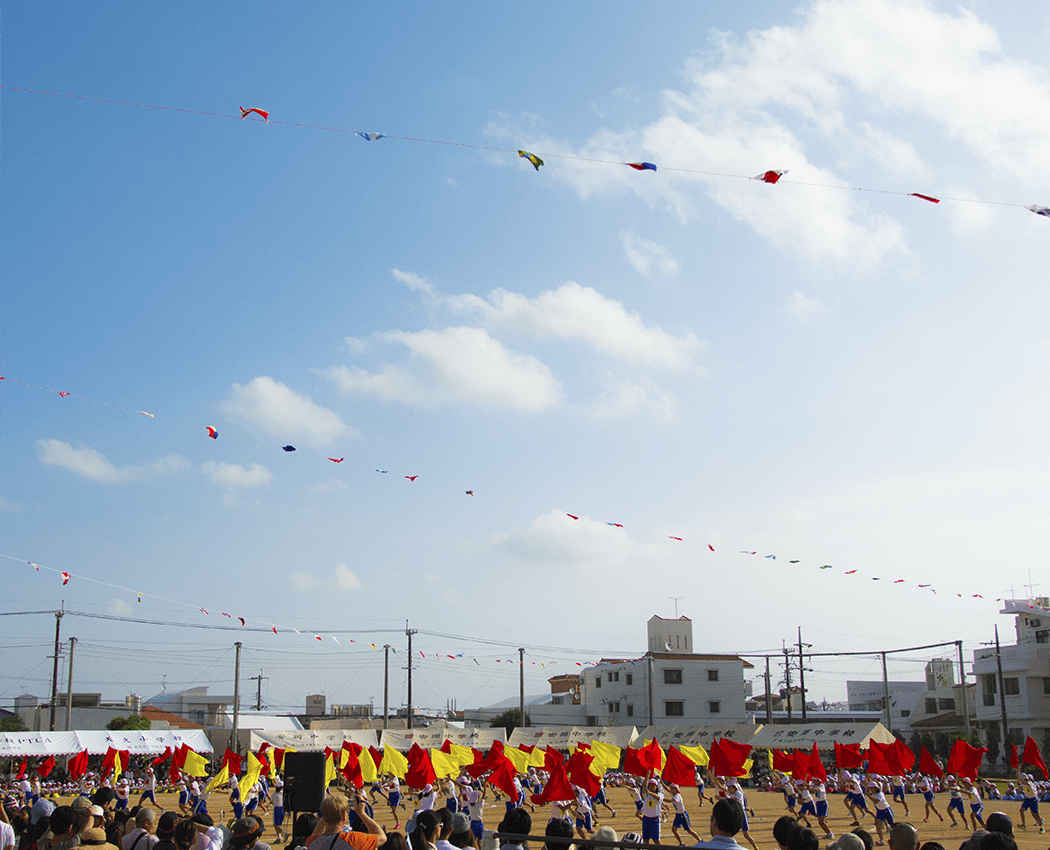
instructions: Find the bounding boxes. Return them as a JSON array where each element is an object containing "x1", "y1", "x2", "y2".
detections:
[
  {"x1": 249, "y1": 729, "x2": 379, "y2": 751},
  {"x1": 380, "y1": 726, "x2": 504, "y2": 751},
  {"x1": 508, "y1": 725, "x2": 638, "y2": 749},
  {"x1": 633, "y1": 724, "x2": 762, "y2": 748},
  {"x1": 0, "y1": 729, "x2": 212, "y2": 757},
  {"x1": 747, "y1": 721, "x2": 895, "y2": 750}
]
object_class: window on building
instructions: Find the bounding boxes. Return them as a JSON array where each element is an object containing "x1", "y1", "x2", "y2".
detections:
[
  {"x1": 900, "y1": 709, "x2": 910, "y2": 717},
  {"x1": 708, "y1": 669, "x2": 719, "y2": 681},
  {"x1": 665, "y1": 700, "x2": 684, "y2": 717},
  {"x1": 626, "y1": 674, "x2": 633, "y2": 686},
  {"x1": 1038, "y1": 630, "x2": 1049, "y2": 644},
  {"x1": 709, "y1": 701, "x2": 721, "y2": 713},
  {"x1": 983, "y1": 693, "x2": 996, "y2": 707},
  {"x1": 614, "y1": 672, "x2": 620, "y2": 681},
  {"x1": 626, "y1": 704, "x2": 634, "y2": 717},
  {"x1": 925, "y1": 698, "x2": 937, "y2": 714},
  {"x1": 1005, "y1": 678, "x2": 1020, "y2": 696},
  {"x1": 614, "y1": 702, "x2": 620, "y2": 713},
  {"x1": 938, "y1": 698, "x2": 956, "y2": 711},
  {"x1": 664, "y1": 669, "x2": 683, "y2": 685},
  {"x1": 607, "y1": 672, "x2": 613, "y2": 682},
  {"x1": 1043, "y1": 677, "x2": 1050, "y2": 695},
  {"x1": 595, "y1": 677, "x2": 601, "y2": 688}
]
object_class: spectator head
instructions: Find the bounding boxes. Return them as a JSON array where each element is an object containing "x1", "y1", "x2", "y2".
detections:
[
  {"x1": 888, "y1": 824, "x2": 918, "y2": 850},
  {"x1": 985, "y1": 813, "x2": 1013, "y2": 836},
  {"x1": 543, "y1": 818, "x2": 574, "y2": 850},
  {"x1": 709, "y1": 799, "x2": 744, "y2": 837}
]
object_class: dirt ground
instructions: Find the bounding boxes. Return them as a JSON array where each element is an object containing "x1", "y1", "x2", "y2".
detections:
[{"x1": 67, "y1": 786, "x2": 1050, "y2": 849}]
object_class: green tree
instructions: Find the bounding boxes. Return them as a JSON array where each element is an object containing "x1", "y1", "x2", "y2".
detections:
[
  {"x1": 985, "y1": 723, "x2": 1001, "y2": 765},
  {"x1": 0, "y1": 712, "x2": 28, "y2": 732},
  {"x1": 934, "y1": 732, "x2": 952, "y2": 760},
  {"x1": 489, "y1": 708, "x2": 530, "y2": 734},
  {"x1": 106, "y1": 714, "x2": 151, "y2": 731}
]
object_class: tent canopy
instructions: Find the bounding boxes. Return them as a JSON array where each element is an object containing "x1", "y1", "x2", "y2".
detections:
[
  {"x1": 0, "y1": 729, "x2": 212, "y2": 757},
  {"x1": 747, "y1": 721, "x2": 895, "y2": 750}
]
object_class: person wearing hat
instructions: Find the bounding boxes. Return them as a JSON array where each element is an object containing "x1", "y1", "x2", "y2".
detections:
[
  {"x1": 826, "y1": 835, "x2": 865, "y2": 850},
  {"x1": 1017, "y1": 771, "x2": 1045, "y2": 833},
  {"x1": 152, "y1": 813, "x2": 179, "y2": 850},
  {"x1": 230, "y1": 817, "x2": 269, "y2": 850},
  {"x1": 639, "y1": 777, "x2": 664, "y2": 845},
  {"x1": 80, "y1": 825, "x2": 120, "y2": 850},
  {"x1": 449, "y1": 813, "x2": 475, "y2": 849}
]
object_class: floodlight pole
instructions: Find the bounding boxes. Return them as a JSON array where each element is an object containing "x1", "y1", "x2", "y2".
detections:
[{"x1": 49, "y1": 607, "x2": 64, "y2": 731}]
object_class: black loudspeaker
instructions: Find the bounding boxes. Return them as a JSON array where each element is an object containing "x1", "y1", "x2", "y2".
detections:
[{"x1": 283, "y1": 751, "x2": 327, "y2": 812}]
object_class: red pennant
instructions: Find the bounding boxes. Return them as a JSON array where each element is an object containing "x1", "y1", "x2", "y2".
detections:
[
  {"x1": 662, "y1": 746, "x2": 699, "y2": 786},
  {"x1": 946, "y1": 739, "x2": 987, "y2": 780},
  {"x1": 919, "y1": 746, "x2": 943, "y2": 778},
  {"x1": 566, "y1": 750, "x2": 600, "y2": 797},
  {"x1": 1021, "y1": 736, "x2": 1049, "y2": 779},
  {"x1": 834, "y1": 741, "x2": 864, "y2": 769},
  {"x1": 530, "y1": 759, "x2": 574, "y2": 805},
  {"x1": 772, "y1": 749, "x2": 794, "y2": 772},
  {"x1": 151, "y1": 746, "x2": 172, "y2": 767},
  {"x1": 709, "y1": 738, "x2": 752, "y2": 777},
  {"x1": 809, "y1": 743, "x2": 827, "y2": 782},
  {"x1": 37, "y1": 756, "x2": 56, "y2": 778}
]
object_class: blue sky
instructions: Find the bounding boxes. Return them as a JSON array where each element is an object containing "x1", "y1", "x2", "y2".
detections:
[{"x1": 4, "y1": 0, "x2": 1050, "y2": 717}]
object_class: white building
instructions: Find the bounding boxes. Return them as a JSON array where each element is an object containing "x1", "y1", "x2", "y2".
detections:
[
  {"x1": 973, "y1": 598, "x2": 1050, "y2": 753},
  {"x1": 580, "y1": 617, "x2": 751, "y2": 726}
]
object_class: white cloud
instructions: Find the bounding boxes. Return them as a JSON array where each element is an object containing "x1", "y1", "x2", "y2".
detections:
[
  {"x1": 0, "y1": 495, "x2": 23, "y2": 512},
  {"x1": 391, "y1": 268, "x2": 434, "y2": 296},
  {"x1": 201, "y1": 461, "x2": 273, "y2": 489},
  {"x1": 108, "y1": 597, "x2": 133, "y2": 616},
  {"x1": 472, "y1": 282, "x2": 701, "y2": 370},
  {"x1": 492, "y1": 510, "x2": 637, "y2": 566},
  {"x1": 37, "y1": 440, "x2": 187, "y2": 484},
  {"x1": 492, "y1": 0, "x2": 1050, "y2": 265},
  {"x1": 289, "y1": 572, "x2": 317, "y2": 591},
  {"x1": 787, "y1": 291, "x2": 824, "y2": 320},
  {"x1": 333, "y1": 563, "x2": 362, "y2": 590},
  {"x1": 332, "y1": 327, "x2": 562, "y2": 410},
  {"x1": 221, "y1": 377, "x2": 353, "y2": 448},
  {"x1": 621, "y1": 232, "x2": 681, "y2": 278}
]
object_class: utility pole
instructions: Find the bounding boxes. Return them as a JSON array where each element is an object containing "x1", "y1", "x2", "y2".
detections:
[
  {"x1": 249, "y1": 672, "x2": 268, "y2": 711},
  {"x1": 995, "y1": 625, "x2": 1010, "y2": 753},
  {"x1": 232, "y1": 642, "x2": 242, "y2": 755},
  {"x1": 881, "y1": 652, "x2": 892, "y2": 731},
  {"x1": 406, "y1": 623, "x2": 417, "y2": 729},
  {"x1": 383, "y1": 645, "x2": 391, "y2": 730},
  {"x1": 764, "y1": 656, "x2": 773, "y2": 724},
  {"x1": 798, "y1": 628, "x2": 808, "y2": 723},
  {"x1": 956, "y1": 640, "x2": 971, "y2": 739},
  {"x1": 65, "y1": 637, "x2": 76, "y2": 731},
  {"x1": 49, "y1": 607, "x2": 64, "y2": 731},
  {"x1": 519, "y1": 648, "x2": 525, "y2": 733},
  {"x1": 783, "y1": 645, "x2": 793, "y2": 723}
]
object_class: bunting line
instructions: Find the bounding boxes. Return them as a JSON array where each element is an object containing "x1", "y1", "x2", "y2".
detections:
[
  {"x1": 2, "y1": 85, "x2": 1043, "y2": 217},
  {"x1": 0, "y1": 372, "x2": 1029, "y2": 617}
]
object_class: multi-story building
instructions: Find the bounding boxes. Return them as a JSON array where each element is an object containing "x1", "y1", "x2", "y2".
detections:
[
  {"x1": 580, "y1": 616, "x2": 751, "y2": 726},
  {"x1": 973, "y1": 598, "x2": 1050, "y2": 756}
]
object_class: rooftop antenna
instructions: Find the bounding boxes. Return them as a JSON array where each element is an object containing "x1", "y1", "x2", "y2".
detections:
[
  {"x1": 669, "y1": 596, "x2": 685, "y2": 618},
  {"x1": 161, "y1": 675, "x2": 167, "y2": 693},
  {"x1": 1025, "y1": 570, "x2": 1041, "y2": 599}
]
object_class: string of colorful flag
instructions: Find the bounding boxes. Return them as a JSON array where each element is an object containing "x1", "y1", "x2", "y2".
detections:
[
  {"x1": 4, "y1": 85, "x2": 1049, "y2": 219},
  {"x1": 0, "y1": 551, "x2": 608, "y2": 669},
  {"x1": 3, "y1": 374, "x2": 1040, "y2": 613}
]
